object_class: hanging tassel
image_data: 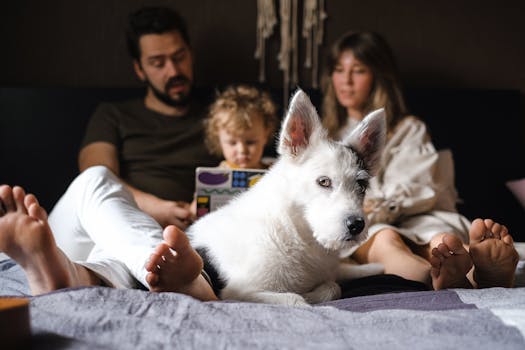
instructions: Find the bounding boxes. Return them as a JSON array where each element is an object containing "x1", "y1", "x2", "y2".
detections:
[
  {"x1": 256, "y1": 0, "x2": 327, "y2": 97},
  {"x1": 313, "y1": 0, "x2": 327, "y2": 88},
  {"x1": 278, "y1": 0, "x2": 292, "y2": 106},
  {"x1": 302, "y1": 0, "x2": 326, "y2": 88},
  {"x1": 255, "y1": 0, "x2": 277, "y2": 83},
  {"x1": 302, "y1": 0, "x2": 316, "y2": 70},
  {"x1": 291, "y1": 0, "x2": 299, "y2": 86}
]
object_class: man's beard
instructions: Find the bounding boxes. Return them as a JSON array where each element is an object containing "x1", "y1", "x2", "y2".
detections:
[{"x1": 146, "y1": 75, "x2": 192, "y2": 108}]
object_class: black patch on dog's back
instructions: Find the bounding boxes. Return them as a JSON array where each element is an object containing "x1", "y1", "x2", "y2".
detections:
[{"x1": 196, "y1": 247, "x2": 226, "y2": 296}]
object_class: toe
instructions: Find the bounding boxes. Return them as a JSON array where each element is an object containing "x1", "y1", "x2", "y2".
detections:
[
  {"x1": 500, "y1": 225, "x2": 509, "y2": 238},
  {"x1": 437, "y1": 243, "x2": 452, "y2": 257},
  {"x1": 0, "y1": 185, "x2": 16, "y2": 212},
  {"x1": 430, "y1": 266, "x2": 440, "y2": 280},
  {"x1": 12, "y1": 186, "x2": 27, "y2": 213},
  {"x1": 469, "y1": 219, "x2": 486, "y2": 244},
  {"x1": 144, "y1": 257, "x2": 157, "y2": 273},
  {"x1": 430, "y1": 255, "x2": 441, "y2": 269},
  {"x1": 502, "y1": 234, "x2": 514, "y2": 246},
  {"x1": 484, "y1": 219, "x2": 495, "y2": 232},
  {"x1": 491, "y1": 223, "x2": 502, "y2": 239},
  {"x1": 497, "y1": 225, "x2": 515, "y2": 247},
  {"x1": 27, "y1": 201, "x2": 48, "y2": 222},
  {"x1": 145, "y1": 254, "x2": 162, "y2": 272},
  {"x1": 146, "y1": 272, "x2": 159, "y2": 287},
  {"x1": 24, "y1": 194, "x2": 37, "y2": 207},
  {"x1": 163, "y1": 225, "x2": 191, "y2": 254},
  {"x1": 432, "y1": 247, "x2": 444, "y2": 260},
  {"x1": 442, "y1": 234, "x2": 465, "y2": 253}
]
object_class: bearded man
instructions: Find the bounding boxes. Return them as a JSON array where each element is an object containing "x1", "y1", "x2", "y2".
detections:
[{"x1": 79, "y1": 6, "x2": 219, "y2": 229}]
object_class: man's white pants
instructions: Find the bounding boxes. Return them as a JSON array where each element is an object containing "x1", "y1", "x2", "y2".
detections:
[{"x1": 48, "y1": 166, "x2": 163, "y2": 288}]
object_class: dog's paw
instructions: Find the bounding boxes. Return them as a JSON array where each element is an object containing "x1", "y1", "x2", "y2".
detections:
[
  {"x1": 364, "y1": 262, "x2": 384, "y2": 275},
  {"x1": 303, "y1": 281, "x2": 341, "y2": 303},
  {"x1": 267, "y1": 292, "x2": 310, "y2": 307},
  {"x1": 337, "y1": 261, "x2": 384, "y2": 280},
  {"x1": 285, "y1": 295, "x2": 312, "y2": 307}
]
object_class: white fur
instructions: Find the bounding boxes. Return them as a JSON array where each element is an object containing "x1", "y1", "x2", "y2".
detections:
[{"x1": 189, "y1": 89, "x2": 386, "y2": 306}]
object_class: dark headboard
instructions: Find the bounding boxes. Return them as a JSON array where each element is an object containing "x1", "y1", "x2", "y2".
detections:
[
  {"x1": 1, "y1": 87, "x2": 524, "y2": 240},
  {"x1": 405, "y1": 88, "x2": 525, "y2": 240}
]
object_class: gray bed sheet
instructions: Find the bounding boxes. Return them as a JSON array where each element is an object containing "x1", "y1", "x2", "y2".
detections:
[{"x1": 1, "y1": 259, "x2": 525, "y2": 349}]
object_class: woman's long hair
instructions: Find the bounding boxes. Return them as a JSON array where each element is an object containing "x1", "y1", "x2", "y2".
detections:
[{"x1": 321, "y1": 31, "x2": 407, "y2": 138}]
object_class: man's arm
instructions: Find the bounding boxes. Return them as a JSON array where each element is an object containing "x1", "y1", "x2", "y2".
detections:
[
  {"x1": 78, "y1": 142, "x2": 120, "y2": 174},
  {"x1": 78, "y1": 142, "x2": 194, "y2": 229}
]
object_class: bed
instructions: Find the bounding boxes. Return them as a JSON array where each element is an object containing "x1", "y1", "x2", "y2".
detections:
[
  {"x1": 1, "y1": 87, "x2": 525, "y2": 348},
  {"x1": 2, "y1": 255, "x2": 525, "y2": 349}
]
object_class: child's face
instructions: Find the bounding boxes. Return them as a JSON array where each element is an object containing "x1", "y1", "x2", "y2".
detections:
[{"x1": 218, "y1": 114, "x2": 269, "y2": 169}]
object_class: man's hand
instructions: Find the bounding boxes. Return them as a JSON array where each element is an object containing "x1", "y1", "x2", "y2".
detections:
[
  {"x1": 138, "y1": 195, "x2": 195, "y2": 229},
  {"x1": 149, "y1": 199, "x2": 195, "y2": 229},
  {"x1": 122, "y1": 182, "x2": 195, "y2": 229}
]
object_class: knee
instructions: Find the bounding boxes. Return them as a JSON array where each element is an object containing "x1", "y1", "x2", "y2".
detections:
[
  {"x1": 77, "y1": 165, "x2": 118, "y2": 186},
  {"x1": 367, "y1": 228, "x2": 406, "y2": 253},
  {"x1": 354, "y1": 228, "x2": 405, "y2": 263},
  {"x1": 373, "y1": 228, "x2": 404, "y2": 246},
  {"x1": 73, "y1": 165, "x2": 119, "y2": 192},
  {"x1": 82, "y1": 165, "x2": 113, "y2": 178}
]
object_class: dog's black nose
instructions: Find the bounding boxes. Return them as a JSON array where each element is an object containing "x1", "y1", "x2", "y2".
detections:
[{"x1": 345, "y1": 216, "x2": 365, "y2": 238}]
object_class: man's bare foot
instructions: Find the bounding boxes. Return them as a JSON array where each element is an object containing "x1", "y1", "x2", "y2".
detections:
[
  {"x1": 0, "y1": 185, "x2": 84, "y2": 294},
  {"x1": 469, "y1": 218, "x2": 519, "y2": 288},
  {"x1": 145, "y1": 225, "x2": 218, "y2": 301},
  {"x1": 430, "y1": 234, "x2": 473, "y2": 290}
]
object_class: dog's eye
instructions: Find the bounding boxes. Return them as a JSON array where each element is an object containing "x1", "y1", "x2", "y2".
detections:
[
  {"x1": 317, "y1": 176, "x2": 332, "y2": 188},
  {"x1": 357, "y1": 179, "x2": 369, "y2": 193}
]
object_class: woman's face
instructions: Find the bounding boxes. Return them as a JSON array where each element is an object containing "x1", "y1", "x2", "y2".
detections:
[{"x1": 331, "y1": 50, "x2": 374, "y2": 116}]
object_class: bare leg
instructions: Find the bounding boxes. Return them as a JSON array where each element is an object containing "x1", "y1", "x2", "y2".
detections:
[
  {"x1": 0, "y1": 185, "x2": 100, "y2": 295},
  {"x1": 145, "y1": 225, "x2": 218, "y2": 301},
  {"x1": 469, "y1": 218, "x2": 519, "y2": 288},
  {"x1": 430, "y1": 234, "x2": 473, "y2": 289},
  {"x1": 353, "y1": 229, "x2": 432, "y2": 287}
]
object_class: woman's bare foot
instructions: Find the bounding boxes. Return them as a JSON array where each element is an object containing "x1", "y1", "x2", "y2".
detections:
[
  {"x1": 145, "y1": 225, "x2": 218, "y2": 301},
  {"x1": 430, "y1": 234, "x2": 473, "y2": 290},
  {"x1": 0, "y1": 185, "x2": 98, "y2": 295},
  {"x1": 469, "y1": 218, "x2": 519, "y2": 288}
]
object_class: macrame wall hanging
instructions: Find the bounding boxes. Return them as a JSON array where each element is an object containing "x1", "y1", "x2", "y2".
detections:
[
  {"x1": 255, "y1": 0, "x2": 277, "y2": 83},
  {"x1": 255, "y1": 0, "x2": 327, "y2": 106}
]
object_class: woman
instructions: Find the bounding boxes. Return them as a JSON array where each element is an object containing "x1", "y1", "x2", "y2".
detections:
[{"x1": 321, "y1": 31, "x2": 519, "y2": 289}]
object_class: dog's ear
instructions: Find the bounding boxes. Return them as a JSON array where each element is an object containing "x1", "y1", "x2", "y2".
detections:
[
  {"x1": 343, "y1": 108, "x2": 386, "y2": 175},
  {"x1": 277, "y1": 89, "x2": 324, "y2": 157}
]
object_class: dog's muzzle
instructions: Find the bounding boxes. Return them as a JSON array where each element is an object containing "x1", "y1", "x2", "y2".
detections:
[{"x1": 344, "y1": 215, "x2": 365, "y2": 240}]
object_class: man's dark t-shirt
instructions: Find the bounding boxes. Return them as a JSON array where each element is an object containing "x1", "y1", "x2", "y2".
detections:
[{"x1": 81, "y1": 99, "x2": 219, "y2": 202}]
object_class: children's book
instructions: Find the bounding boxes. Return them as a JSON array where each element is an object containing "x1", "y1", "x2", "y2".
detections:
[{"x1": 195, "y1": 167, "x2": 267, "y2": 218}]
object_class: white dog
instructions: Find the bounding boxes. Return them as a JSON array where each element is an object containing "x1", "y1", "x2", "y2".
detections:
[{"x1": 189, "y1": 89, "x2": 386, "y2": 306}]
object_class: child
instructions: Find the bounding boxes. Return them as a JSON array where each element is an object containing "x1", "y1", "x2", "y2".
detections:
[{"x1": 204, "y1": 85, "x2": 278, "y2": 169}]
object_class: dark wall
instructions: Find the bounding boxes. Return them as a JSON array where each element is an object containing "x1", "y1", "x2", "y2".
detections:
[
  {"x1": 2, "y1": 1, "x2": 525, "y2": 236},
  {"x1": 2, "y1": 0, "x2": 525, "y2": 92}
]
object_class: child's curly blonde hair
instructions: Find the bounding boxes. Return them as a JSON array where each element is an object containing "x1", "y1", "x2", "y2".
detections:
[{"x1": 205, "y1": 85, "x2": 278, "y2": 156}]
